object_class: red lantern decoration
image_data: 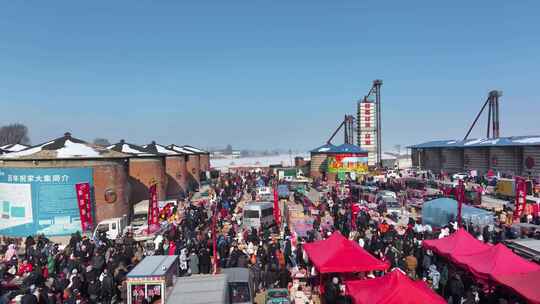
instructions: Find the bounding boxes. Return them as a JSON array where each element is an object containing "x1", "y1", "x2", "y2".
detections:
[{"x1": 526, "y1": 156, "x2": 535, "y2": 169}]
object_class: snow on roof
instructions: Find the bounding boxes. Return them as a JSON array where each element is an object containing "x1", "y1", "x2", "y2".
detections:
[
  {"x1": 463, "y1": 138, "x2": 484, "y2": 146},
  {"x1": 57, "y1": 140, "x2": 100, "y2": 158},
  {"x1": 181, "y1": 145, "x2": 208, "y2": 154},
  {"x1": 514, "y1": 136, "x2": 540, "y2": 144},
  {"x1": 142, "y1": 142, "x2": 181, "y2": 155},
  {"x1": 2, "y1": 141, "x2": 55, "y2": 158},
  {"x1": 310, "y1": 143, "x2": 336, "y2": 153},
  {"x1": 107, "y1": 140, "x2": 159, "y2": 157},
  {"x1": 0, "y1": 143, "x2": 29, "y2": 152},
  {"x1": 0, "y1": 133, "x2": 129, "y2": 159},
  {"x1": 329, "y1": 144, "x2": 368, "y2": 154},
  {"x1": 166, "y1": 144, "x2": 194, "y2": 154},
  {"x1": 410, "y1": 135, "x2": 540, "y2": 149}
]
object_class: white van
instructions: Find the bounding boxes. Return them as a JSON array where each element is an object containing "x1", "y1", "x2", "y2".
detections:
[
  {"x1": 242, "y1": 202, "x2": 274, "y2": 230},
  {"x1": 93, "y1": 216, "x2": 128, "y2": 240}
]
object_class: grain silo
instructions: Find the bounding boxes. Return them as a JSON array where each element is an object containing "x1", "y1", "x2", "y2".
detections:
[
  {"x1": 182, "y1": 145, "x2": 210, "y2": 173},
  {"x1": 309, "y1": 143, "x2": 336, "y2": 179},
  {"x1": 165, "y1": 145, "x2": 193, "y2": 197},
  {"x1": 0, "y1": 132, "x2": 130, "y2": 237},
  {"x1": 142, "y1": 142, "x2": 189, "y2": 198},
  {"x1": 107, "y1": 140, "x2": 167, "y2": 204}
]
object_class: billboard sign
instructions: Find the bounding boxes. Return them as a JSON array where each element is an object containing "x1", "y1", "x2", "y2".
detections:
[
  {"x1": 327, "y1": 153, "x2": 369, "y2": 174},
  {"x1": 0, "y1": 167, "x2": 93, "y2": 236}
]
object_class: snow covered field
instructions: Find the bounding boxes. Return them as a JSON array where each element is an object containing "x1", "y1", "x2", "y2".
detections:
[{"x1": 211, "y1": 153, "x2": 309, "y2": 169}]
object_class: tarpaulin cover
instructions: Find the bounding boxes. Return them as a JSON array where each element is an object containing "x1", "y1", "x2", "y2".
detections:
[
  {"x1": 422, "y1": 228, "x2": 491, "y2": 260},
  {"x1": 453, "y1": 243, "x2": 540, "y2": 282},
  {"x1": 422, "y1": 198, "x2": 494, "y2": 227},
  {"x1": 303, "y1": 232, "x2": 388, "y2": 273},
  {"x1": 493, "y1": 270, "x2": 540, "y2": 304},
  {"x1": 345, "y1": 269, "x2": 446, "y2": 304}
]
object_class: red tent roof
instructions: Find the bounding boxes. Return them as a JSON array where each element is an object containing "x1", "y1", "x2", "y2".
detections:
[
  {"x1": 453, "y1": 243, "x2": 540, "y2": 281},
  {"x1": 493, "y1": 270, "x2": 540, "y2": 304},
  {"x1": 422, "y1": 228, "x2": 490, "y2": 260},
  {"x1": 303, "y1": 231, "x2": 389, "y2": 273},
  {"x1": 345, "y1": 270, "x2": 446, "y2": 304}
]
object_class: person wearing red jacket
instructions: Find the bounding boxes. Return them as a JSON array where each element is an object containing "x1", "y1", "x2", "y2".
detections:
[{"x1": 17, "y1": 259, "x2": 33, "y2": 276}]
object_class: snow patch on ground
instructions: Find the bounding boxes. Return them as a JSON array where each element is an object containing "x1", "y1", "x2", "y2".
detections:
[{"x1": 211, "y1": 153, "x2": 309, "y2": 169}]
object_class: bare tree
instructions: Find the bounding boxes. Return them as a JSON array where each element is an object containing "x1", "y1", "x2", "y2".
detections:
[
  {"x1": 93, "y1": 138, "x2": 111, "y2": 147},
  {"x1": 0, "y1": 123, "x2": 30, "y2": 146}
]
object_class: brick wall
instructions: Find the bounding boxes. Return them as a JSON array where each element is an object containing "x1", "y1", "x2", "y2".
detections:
[
  {"x1": 199, "y1": 154, "x2": 210, "y2": 172},
  {"x1": 128, "y1": 157, "x2": 167, "y2": 204},
  {"x1": 185, "y1": 154, "x2": 200, "y2": 190},
  {"x1": 165, "y1": 155, "x2": 188, "y2": 198}
]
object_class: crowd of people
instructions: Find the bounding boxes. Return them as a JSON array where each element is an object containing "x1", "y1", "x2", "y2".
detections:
[
  {"x1": 0, "y1": 172, "x2": 295, "y2": 304},
  {"x1": 1, "y1": 170, "x2": 539, "y2": 304}
]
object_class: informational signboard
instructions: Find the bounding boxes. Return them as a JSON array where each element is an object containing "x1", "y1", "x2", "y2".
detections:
[
  {"x1": 327, "y1": 153, "x2": 369, "y2": 174},
  {"x1": 0, "y1": 167, "x2": 93, "y2": 236}
]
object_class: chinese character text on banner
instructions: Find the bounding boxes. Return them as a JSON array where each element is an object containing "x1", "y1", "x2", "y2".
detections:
[
  {"x1": 75, "y1": 183, "x2": 93, "y2": 232},
  {"x1": 148, "y1": 184, "x2": 159, "y2": 226}
]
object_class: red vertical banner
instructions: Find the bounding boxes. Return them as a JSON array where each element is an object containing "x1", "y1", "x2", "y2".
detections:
[
  {"x1": 273, "y1": 186, "x2": 281, "y2": 227},
  {"x1": 513, "y1": 177, "x2": 527, "y2": 223},
  {"x1": 456, "y1": 179, "x2": 464, "y2": 227},
  {"x1": 148, "y1": 183, "x2": 159, "y2": 227},
  {"x1": 75, "y1": 183, "x2": 92, "y2": 232}
]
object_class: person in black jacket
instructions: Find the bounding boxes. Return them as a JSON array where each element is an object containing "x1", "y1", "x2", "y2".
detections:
[
  {"x1": 324, "y1": 277, "x2": 340, "y2": 304},
  {"x1": 87, "y1": 279, "x2": 101, "y2": 304},
  {"x1": 448, "y1": 273, "x2": 465, "y2": 304},
  {"x1": 20, "y1": 288, "x2": 38, "y2": 304},
  {"x1": 100, "y1": 268, "x2": 114, "y2": 304}
]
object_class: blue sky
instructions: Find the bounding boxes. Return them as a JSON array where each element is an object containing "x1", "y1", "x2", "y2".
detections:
[{"x1": 1, "y1": 1, "x2": 539, "y2": 151}]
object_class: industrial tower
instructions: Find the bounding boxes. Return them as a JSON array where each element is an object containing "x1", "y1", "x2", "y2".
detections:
[{"x1": 357, "y1": 80, "x2": 383, "y2": 167}]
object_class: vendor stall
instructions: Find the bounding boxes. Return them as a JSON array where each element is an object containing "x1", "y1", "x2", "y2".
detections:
[{"x1": 126, "y1": 255, "x2": 179, "y2": 304}]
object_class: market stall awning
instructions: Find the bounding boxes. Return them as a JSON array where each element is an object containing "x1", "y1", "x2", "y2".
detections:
[
  {"x1": 303, "y1": 231, "x2": 389, "y2": 273},
  {"x1": 345, "y1": 269, "x2": 446, "y2": 304},
  {"x1": 422, "y1": 228, "x2": 491, "y2": 260},
  {"x1": 453, "y1": 243, "x2": 540, "y2": 282},
  {"x1": 493, "y1": 270, "x2": 540, "y2": 304}
]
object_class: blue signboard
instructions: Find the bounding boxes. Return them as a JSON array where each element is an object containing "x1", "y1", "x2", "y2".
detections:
[{"x1": 0, "y1": 167, "x2": 93, "y2": 237}]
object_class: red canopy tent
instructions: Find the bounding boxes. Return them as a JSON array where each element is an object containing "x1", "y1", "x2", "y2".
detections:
[
  {"x1": 422, "y1": 228, "x2": 490, "y2": 261},
  {"x1": 453, "y1": 243, "x2": 540, "y2": 282},
  {"x1": 345, "y1": 269, "x2": 446, "y2": 304},
  {"x1": 303, "y1": 231, "x2": 389, "y2": 273},
  {"x1": 493, "y1": 270, "x2": 540, "y2": 304}
]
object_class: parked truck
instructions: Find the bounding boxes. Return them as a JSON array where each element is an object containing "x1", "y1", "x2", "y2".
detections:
[
  {"x1": 92, "y1": 215, "x2": 161, "y2": 243},
  {"x1": 495, "y1": 178, "x2": 534, "y2": 199}
]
